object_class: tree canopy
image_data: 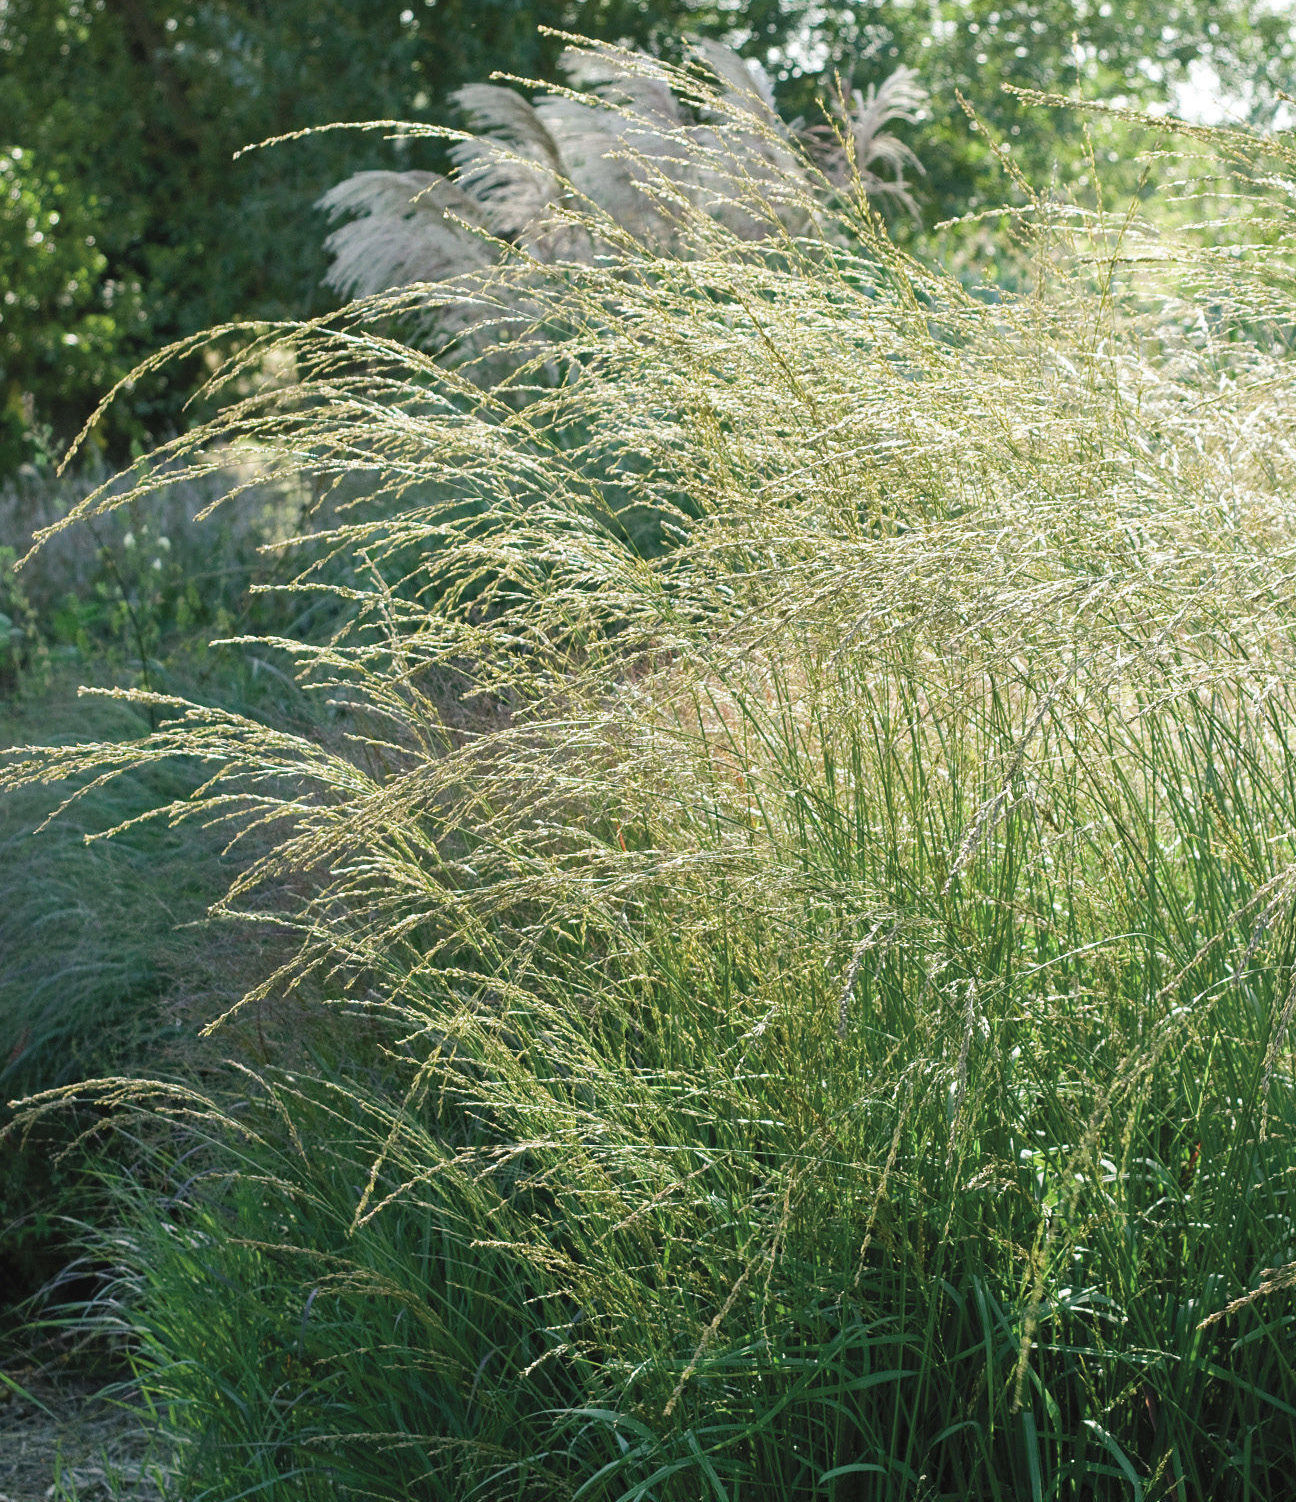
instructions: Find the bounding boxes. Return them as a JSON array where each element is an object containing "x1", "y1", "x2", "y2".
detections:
[{"x1": 1, "y1": 0, "x2": 1291, "y2": 471}]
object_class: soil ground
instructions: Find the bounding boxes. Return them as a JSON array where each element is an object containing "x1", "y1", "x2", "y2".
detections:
[{"x1": 0, "y1": 1366, "x2": 165, "y2": 1502}]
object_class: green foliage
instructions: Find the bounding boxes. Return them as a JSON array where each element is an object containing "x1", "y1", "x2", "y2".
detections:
[
  {"x1": 841, "y1": 0, "x2": 1296, "y2": 220},
  {"x1": 0, "y1": 690, "x2": 216, "y2": 1303},
  {"x1": 10, "y1": 44, "x2": 1296, "y2": 1500},
  {"x1": 0, "y1": 147, "x2": 147, "y2": 472},
  {"x1": 4, "y1": 1, "x2": 1293, "y2": 473},
  {"x1": 0, "y1": 463, "x2": 324, "y2": 697},
  {"x1": 0, "y1": 466, "x2": 316, "y2": 1312},
  {"x1": 0, "y1": 0, "x2": 830, "y2": 472},
  {"x1": 0, "y1": 547, "x2": 34, "y2": 697}
]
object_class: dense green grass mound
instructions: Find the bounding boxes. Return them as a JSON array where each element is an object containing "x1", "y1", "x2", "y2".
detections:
[
  {"x1": 6, "y1": 47, "x2": 1296, "y2": 1500},
  {"x1": 0, "y1": 466, "x2": 320, "y2": 1312}
]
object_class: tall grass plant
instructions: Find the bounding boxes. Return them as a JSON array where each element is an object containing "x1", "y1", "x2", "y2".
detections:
[{"x1": 7, "y1": 42, "x2": 1296, "y2": 1498}]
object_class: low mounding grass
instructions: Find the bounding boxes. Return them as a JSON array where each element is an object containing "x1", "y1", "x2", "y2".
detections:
[
  {"x1": 0, "y1": 466, "x2": 318, "y2": 1313},
  {"x1": 7, "y1": 41, "x2": 1296, "y2": 1500}
]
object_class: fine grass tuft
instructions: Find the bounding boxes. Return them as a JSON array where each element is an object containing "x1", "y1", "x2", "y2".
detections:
[{"x1": 7, "y1": 43, "x2": 1296, "y2": 1500}]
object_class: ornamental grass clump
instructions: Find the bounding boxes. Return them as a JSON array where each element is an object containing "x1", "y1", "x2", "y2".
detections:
[
  {"x1": 6, "y1": 38, "x2": 1296, "y2": 1501},
  {"x1": 316, "y1": 38, "x2": 924, "y2": 361}
]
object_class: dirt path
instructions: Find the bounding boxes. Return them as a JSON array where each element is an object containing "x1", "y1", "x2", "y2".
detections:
[{"x1": 0, "y1": 1369, "x2": 166, "y2": 1502}]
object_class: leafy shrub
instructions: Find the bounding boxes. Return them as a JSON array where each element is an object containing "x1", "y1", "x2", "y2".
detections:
[
  {"x1": 0, "y1": 148, "x2": 148, "y2": 473},
  {"x1": 9, "y1": 41, "x2": 1296, "y2": 1500}
]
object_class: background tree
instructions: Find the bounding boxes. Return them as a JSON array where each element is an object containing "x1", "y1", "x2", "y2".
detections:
[
  {"x1": 0, "y1": 0, "x2": 1291, "y2": 473},
  {"x1": 0, "y1": 146, "x2": 146, "y2": 471}
]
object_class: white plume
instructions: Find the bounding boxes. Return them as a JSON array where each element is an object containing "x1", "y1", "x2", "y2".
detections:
[{"x1": 318, "y1": 40, "x2": 927, "y2": 360}]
